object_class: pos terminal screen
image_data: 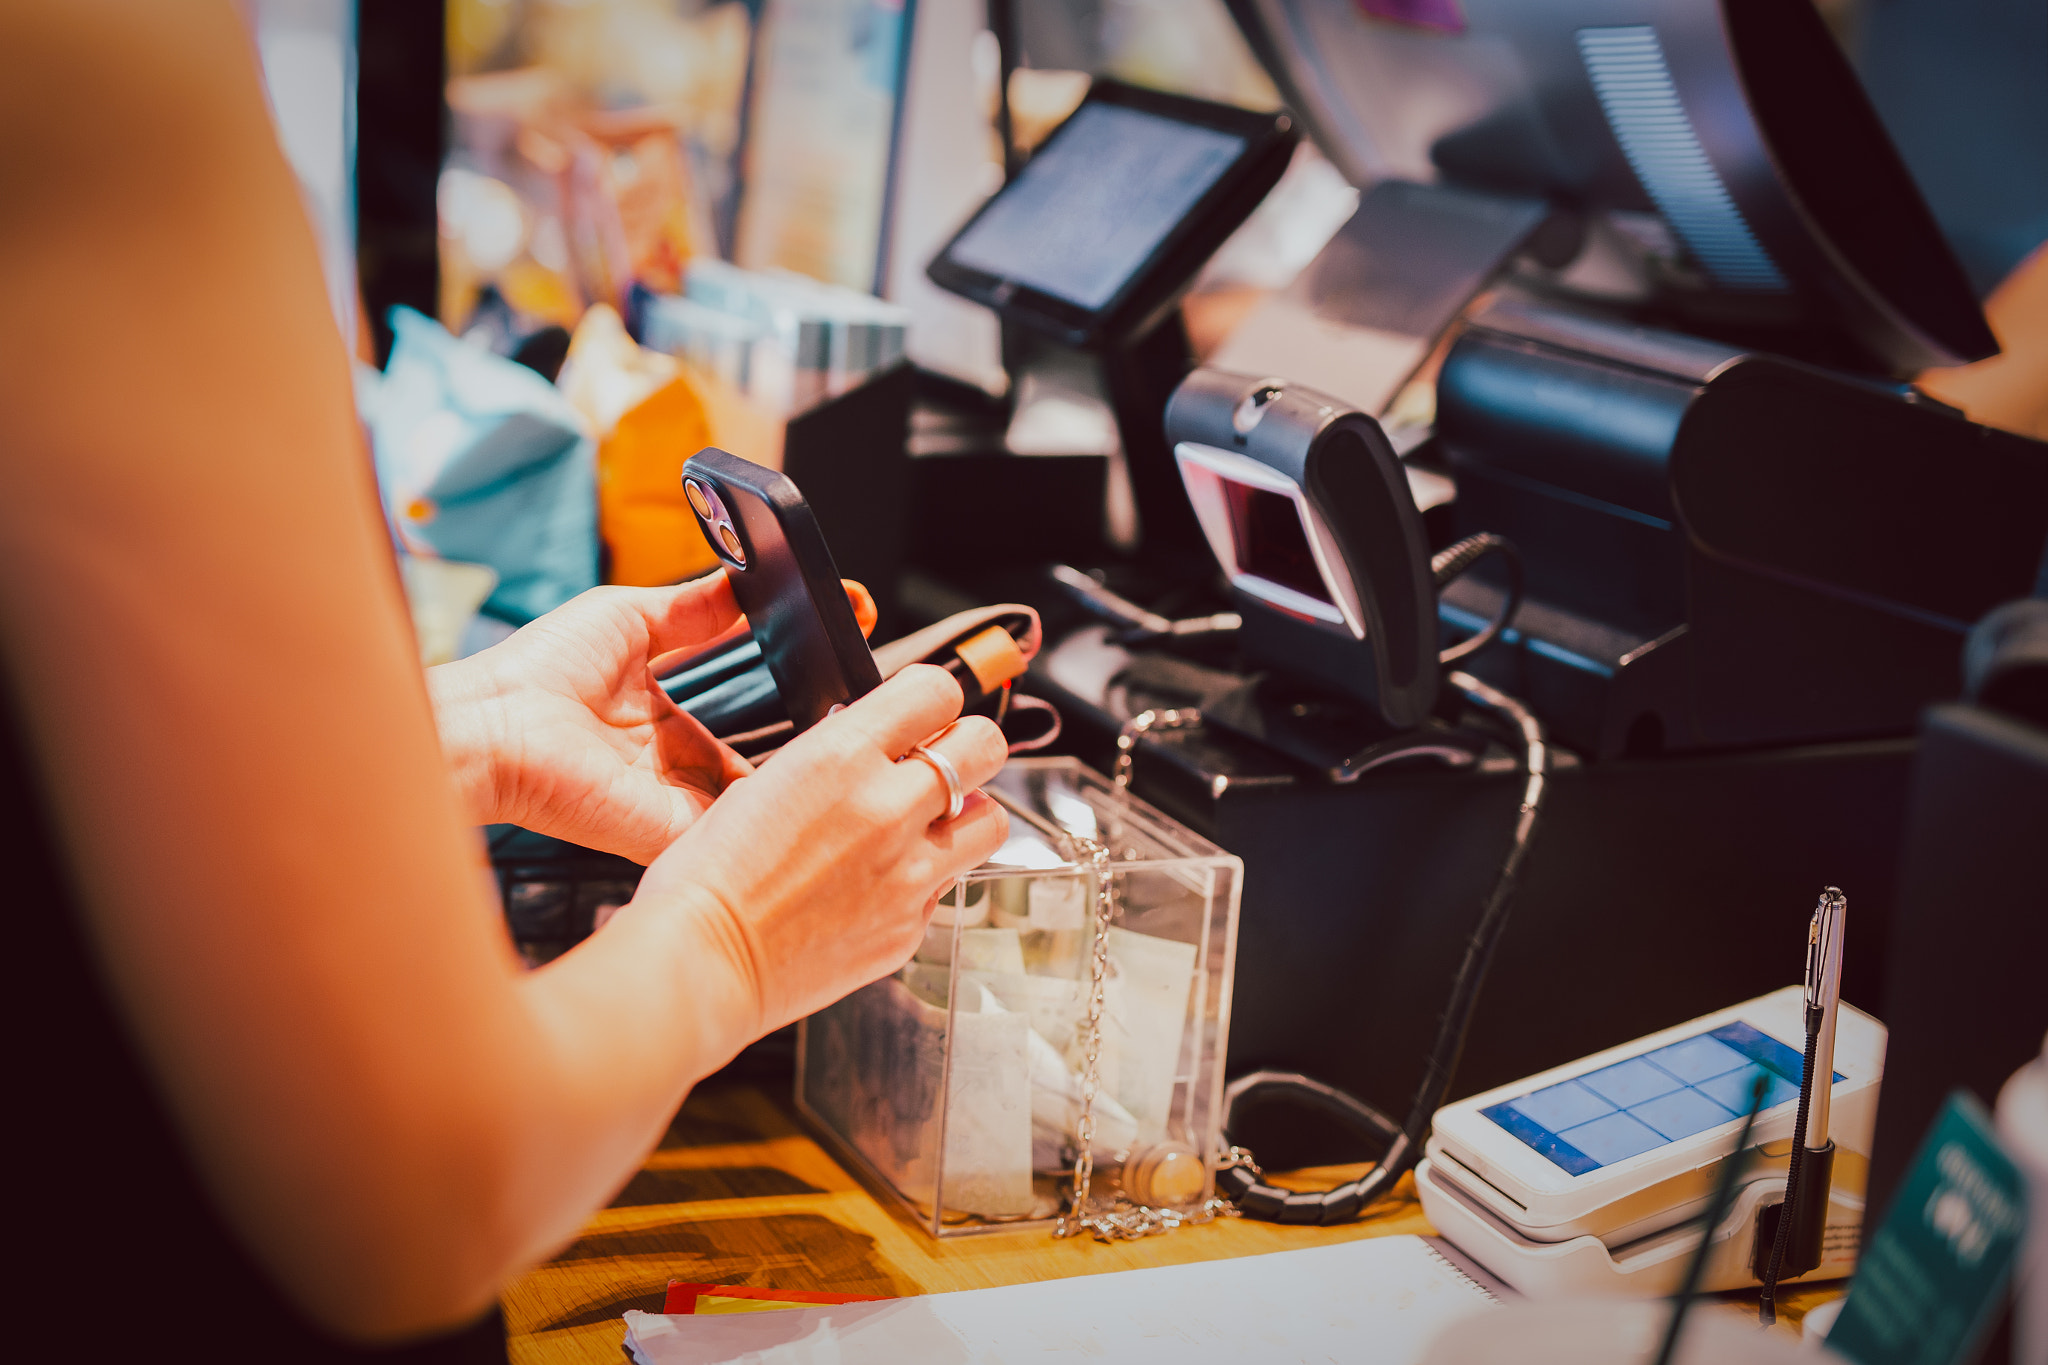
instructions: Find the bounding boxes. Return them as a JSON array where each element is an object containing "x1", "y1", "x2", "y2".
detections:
[
  {"x1": 943, "y1": 102, "x2": 1245, "y2": 312},
  {"x1": 1481, "y1": 1021, "x2": 1843, "y2": 1176}
]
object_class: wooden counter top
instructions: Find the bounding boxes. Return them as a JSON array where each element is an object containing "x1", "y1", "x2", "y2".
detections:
[{"x1": 502, "y1": 1078, "x2": 1837, "y2": 1362}]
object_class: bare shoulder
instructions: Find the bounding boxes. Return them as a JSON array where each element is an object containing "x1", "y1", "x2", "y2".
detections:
[
  {"x1": 0, "y1": 1, "x2": 276, "y2": 213},
  {"x1": 0, "y1": 0, "x2": 368, "y2": 580},
  {"x1": 0, "y1": 0, "x2": 446, "y2": 930}
]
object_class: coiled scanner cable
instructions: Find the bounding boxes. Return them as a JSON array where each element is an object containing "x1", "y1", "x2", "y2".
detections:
[{"x1": 1217, "y1": 541, "x2": 1547, "y2": 1223}]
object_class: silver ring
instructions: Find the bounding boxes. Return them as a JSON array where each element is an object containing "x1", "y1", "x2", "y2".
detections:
[{"x1": 905, "y1": 743, "x2": 965, "y2": 822}]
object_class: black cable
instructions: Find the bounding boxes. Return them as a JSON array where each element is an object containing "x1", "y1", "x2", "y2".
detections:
[
  {"x1": 1432, "y1": 533, "x2": 1523, "y2": 665},
  {"x1": 1219, "y1": 670, "x2": 1548, "y2": 1223},
  {"x1": 1223, "y1": 1070, "x2": 1401, "y2": 1156},
  {"x1": 1759, "y1": 1004, "x2": 1825, "y2": 1326}
]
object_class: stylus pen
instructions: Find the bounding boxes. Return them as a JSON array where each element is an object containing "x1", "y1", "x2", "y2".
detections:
[
  {"x1": 1760, "y1": 888, "x2": 1850, "y2": 1318},
  {"x1": 1805, "y1": 888, "x2": 1847, "y2": 1149}
]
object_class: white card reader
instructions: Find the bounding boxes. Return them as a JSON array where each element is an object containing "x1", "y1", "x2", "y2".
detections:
[{"x1": 1417, "y1": 986, "x2": 1884, "y2": 1297}]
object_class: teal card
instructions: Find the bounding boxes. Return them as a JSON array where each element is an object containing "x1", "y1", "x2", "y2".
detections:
[{"x1": 1828, "y1": 1092, "x2": 2027, "y2": 1365}]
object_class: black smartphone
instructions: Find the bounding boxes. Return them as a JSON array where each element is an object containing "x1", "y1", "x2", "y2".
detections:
[{"x1": 682, "y1": 448, "x2": 881, "y2": 733}]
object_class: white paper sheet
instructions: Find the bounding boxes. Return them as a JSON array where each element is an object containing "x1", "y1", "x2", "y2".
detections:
[
  {"x1": 1102, "y1": 926, "x2": 1198, "y2": 1140},
  {"x1": 622, "y1": 1235, "x2": 1498, "y2": 1365}
]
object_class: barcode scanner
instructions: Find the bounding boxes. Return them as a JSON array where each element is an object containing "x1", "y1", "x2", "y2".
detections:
[
  {"x1": 1164, "y1": 370, "x2": 1523, "y2": 782},
  {"x1": 1161, "y1": 370, "x2": 1548, "y2": 1225},
  {"x1": 1168, "y1": 370, "x2": 1441, "y2": 730}
]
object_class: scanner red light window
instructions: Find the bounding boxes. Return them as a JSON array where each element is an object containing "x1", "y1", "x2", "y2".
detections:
[{"x1": 1222, "y1": 479, "x2": 1332, "y2": 606}]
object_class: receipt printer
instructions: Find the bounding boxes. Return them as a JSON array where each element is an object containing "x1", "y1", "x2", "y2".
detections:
[
  {"x1": 1417, "y1": 987, "x2": 1885, "y2": 1297},
  {"x1": 1434, "y1": 297, "x2": 2048, "y2": 759}
]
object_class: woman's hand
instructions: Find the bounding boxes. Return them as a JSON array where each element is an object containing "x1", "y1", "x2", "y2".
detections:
[
  {"x1": 632, "y1": 664, "x2": 1011, "y2": 1045},
  {"x1": 429, "y1": 575, "x2": 786, "y2": 865}
]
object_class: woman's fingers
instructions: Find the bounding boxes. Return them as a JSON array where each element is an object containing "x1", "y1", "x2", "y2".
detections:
[
  {"x1": 634, "y1": 668, "x2": 1012, "y2": 1036},
  {"x1": 635, "y1": 573, "x2": 746, "y2": 660},
  {"x1": 842, "y1": 580, "x2": 878, "y2": 638},
  {"x1": 891, "y1": 715, "x2": 1008, "y2": 824},
  {"x1": 631, "y1": 575, "x2": 864, "y2": 661},
  {"x1": 923, "y1": 789, "x2": 1009, "y2": 872},
  {"x1": 838, "y1": 664, "x2": 965, "y2": 760}
]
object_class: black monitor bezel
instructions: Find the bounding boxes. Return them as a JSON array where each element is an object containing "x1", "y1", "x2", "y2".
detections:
[{"x1": 926, "y1": 79, "x2": 1297, "y2": 349}]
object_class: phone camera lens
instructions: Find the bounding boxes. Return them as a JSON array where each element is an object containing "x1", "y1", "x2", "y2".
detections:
[
  {"x1": 683, "y1": 478, "x2": 712, "y2": 520},
  {"x1": 715, "y1": 521, "x2": 746, "y2": 566}
]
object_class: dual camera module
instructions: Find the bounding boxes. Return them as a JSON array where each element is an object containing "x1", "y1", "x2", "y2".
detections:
[{"x1": 684, "y1": 476, "x2": 747, "y2": 568}]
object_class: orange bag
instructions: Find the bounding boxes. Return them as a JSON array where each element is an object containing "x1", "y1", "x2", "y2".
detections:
[
  {"x1": 561, "y1": 304, "x2": 784, "y2": 586},
  {"x1": 599, "y1": 371, "x2": 721, "y2": 586}
]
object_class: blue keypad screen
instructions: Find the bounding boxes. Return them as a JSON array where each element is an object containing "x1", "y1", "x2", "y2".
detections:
[{"x1": 1481, "y1": 1021, "x2": 1841, "y2": 1176}]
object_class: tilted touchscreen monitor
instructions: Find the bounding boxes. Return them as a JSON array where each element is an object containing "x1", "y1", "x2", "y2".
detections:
[{"x1": 927, "y1": 81, "x2": 1296, "y2": 348}]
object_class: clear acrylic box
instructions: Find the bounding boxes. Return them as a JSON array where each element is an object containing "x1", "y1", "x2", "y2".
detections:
[{"x1": 796, "y1": 757, "x2": 1243, "y2": 1237}]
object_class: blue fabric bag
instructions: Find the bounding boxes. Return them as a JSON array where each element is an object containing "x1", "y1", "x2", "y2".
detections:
[{"x1": 361, "y1": 307, "x2": 598, "y2": 624}]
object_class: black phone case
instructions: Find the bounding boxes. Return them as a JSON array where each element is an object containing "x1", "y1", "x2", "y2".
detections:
[{"x1": 683, "y1": 448, "x2": 881, "y2": 733}]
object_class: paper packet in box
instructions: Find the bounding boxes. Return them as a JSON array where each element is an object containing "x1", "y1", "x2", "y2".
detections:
[{"x1": 803, "y1": 970, "x2": 1035, "y2": 1220}]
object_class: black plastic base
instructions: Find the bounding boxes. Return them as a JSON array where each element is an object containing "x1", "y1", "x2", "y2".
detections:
[
  {"x1": 1753, "y1": 1141, "x2": 1836, "y2": 1282},
  {"x1": 1204, "y1": 675, "x2": 1492, "y2": 782}
]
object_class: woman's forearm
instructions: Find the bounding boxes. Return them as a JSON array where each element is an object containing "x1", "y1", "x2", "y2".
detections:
[
  {"x1": 296, "y1": 883, "x2": 759, "y2": 1340},
  {"x1": 499, "y1": 888, "x2": 762, "y2": 1266}
]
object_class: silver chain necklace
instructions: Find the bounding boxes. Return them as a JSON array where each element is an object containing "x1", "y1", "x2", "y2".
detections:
[{"x1": 1054, "y1": 708, "x2": 1228, "y2": 1242}]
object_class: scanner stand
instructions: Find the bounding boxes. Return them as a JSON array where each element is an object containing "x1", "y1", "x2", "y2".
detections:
[
  {"x1": 1099, "y1": 312, "x2": 1209, "y2": 565},
  {"x1": 1002, "y1": 311, "x2": 1209, "y2": 567},
  {"x1": 1204, "y1": 674, "x2": 1491, "y2": 784}
]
